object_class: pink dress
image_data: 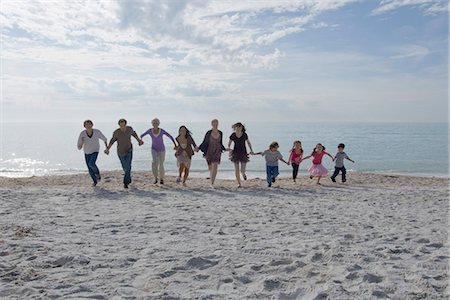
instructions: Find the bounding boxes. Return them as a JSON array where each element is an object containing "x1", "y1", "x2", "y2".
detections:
[{"x1": 307, "y1": 151, "x2": 328, "y2": 176}]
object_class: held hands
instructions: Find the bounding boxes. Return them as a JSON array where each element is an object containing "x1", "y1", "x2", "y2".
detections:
[
  {"x1": 104, "y1": 148, "x2": 110, "y2": 155},
  {"x1": 138, "y1": 139, "x2": 144, "y2": 146},
  {"x1": 194, "y1": 146, "x2": 199, "y2": 152}
]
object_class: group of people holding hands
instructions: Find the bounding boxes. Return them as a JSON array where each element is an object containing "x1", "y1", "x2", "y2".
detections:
[{"x1": 77, "y1": 118, "x2": 354, "y2": 189}]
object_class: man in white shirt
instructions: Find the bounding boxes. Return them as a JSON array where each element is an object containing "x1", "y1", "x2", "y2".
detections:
[{"x1": 77, "y1": 120, "x2": 108, "y2": 186}]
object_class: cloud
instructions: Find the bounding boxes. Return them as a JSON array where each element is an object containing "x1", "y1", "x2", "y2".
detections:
[
  {"x1": 389, "y1": 44, "x2": 430, "y2": 61},
  {"x1": 371, "y1": 0, "x2": 448, "y2": 15}
]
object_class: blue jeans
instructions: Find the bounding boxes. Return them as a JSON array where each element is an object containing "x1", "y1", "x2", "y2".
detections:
[
  {"x1": 84, "y1": 152, "x2": 100, "y2": 184},
  {"x1": 118, "y1": 151, "x2": 133, "y2": 185},
  {"x1": 266, "y1": 165, "x2": 279, "y2": 185}
]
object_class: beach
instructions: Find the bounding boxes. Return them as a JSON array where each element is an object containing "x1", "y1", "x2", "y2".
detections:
[{"x1": 0, "y1": 172, "x2": 448, "y2": 299}]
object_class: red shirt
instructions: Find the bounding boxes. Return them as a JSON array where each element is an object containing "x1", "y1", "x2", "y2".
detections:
[
  {"x1": 312, "y1": 151, "x2": 327, "y2": 164},
  {"x1": 289, "y1": 149, "x2": 303, "y2": 164}
]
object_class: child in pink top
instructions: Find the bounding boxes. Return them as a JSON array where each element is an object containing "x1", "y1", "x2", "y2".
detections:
[
  {"x1": 302, "y1": 143, "x2": 334, "y2": 185},
  {"x1": 288, "y1": 140, "x2": 303, "y2": 183}
]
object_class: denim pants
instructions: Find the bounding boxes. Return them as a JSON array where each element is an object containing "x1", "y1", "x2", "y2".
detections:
[
  {"x1": 118, "y1": 151, "x2": 133, "y2": 185},
  {"x1": 84, "y1": 152, "x2": 100, "y2": 184},
  {"x1": 266, "y1": 165, "x2": 279, "y2": 184},
  {"x1": 331, "y1": 166, "x2": 346, "y2": 182}
]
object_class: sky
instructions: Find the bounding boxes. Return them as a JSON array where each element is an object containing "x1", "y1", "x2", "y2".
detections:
[{"x1": 0, "y1": 0, "x2": 448, "y2": 123}]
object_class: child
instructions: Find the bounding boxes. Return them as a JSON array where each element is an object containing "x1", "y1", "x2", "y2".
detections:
[
  {"x1": 302, "y1": 143, "x2": 334, "y2": 185},
  {"x1": 331, "y1": 143, "x2": 354, "y2": 183},
  {"x1": 175, "y1": 126, "x2": 198, "y2": 186},
  {"x1": 288, "y1": 140, "x2": 303, "y2": 183},
  {"x1": 254, "y1": 142, "x2": 289, "y2": 187}
]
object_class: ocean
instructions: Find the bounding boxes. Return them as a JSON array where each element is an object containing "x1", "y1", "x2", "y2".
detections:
[{"x1": 0, "y1": 122, "x2": 448, "y2": 179}]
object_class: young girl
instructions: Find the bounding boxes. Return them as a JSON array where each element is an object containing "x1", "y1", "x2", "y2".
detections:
[
  {"x1": 302, "y1": 143, "x2": 334, "y2": 185},
  {"x1": 175, "y1": 126, "x2": 198, "y2": 186},
  {"x1": 140, "y1": 118, "x2": 177, "y2": 184},
  {"x1": 288, "y1": 140, "x2": 303, "y2": 183},
  {"x1": 227, "y1": 122, "x2": 255, "y2": 188},
  {"x1": 254, "y1": 142, "x2": 289, "y2": 187},
  {"x1": 199, "y1": 119, "x2": 226, "y2": 188}
]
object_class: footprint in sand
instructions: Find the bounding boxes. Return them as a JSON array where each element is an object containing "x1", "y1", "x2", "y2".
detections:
[{"x1": 186, "y1": 257, "x2": 219, "y2": 270}]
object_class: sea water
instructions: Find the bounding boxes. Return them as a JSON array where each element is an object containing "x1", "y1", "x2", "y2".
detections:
[{"x1": 0, "y1": 122, "x2": 448, "y2": 178}]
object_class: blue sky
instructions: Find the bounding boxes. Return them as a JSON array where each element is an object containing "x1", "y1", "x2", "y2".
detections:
[{"x1": 1, "y1": 0, "x2": 448, "y2": 123}]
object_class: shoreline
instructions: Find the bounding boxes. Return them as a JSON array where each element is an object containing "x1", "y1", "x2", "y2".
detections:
[{"x1": 0, "y1": 170, "x2": 448, "y2": 189}]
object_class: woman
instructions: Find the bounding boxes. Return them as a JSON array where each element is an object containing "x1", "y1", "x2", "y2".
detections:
[
  {"x1": 77, "y1": 120, "x2": 108, "y2": 187},
  {"x1": 140, "y1": 118, "x2": 177, "y2": 184},
  {"x1": 175, "y1": 125, "x2": 198, "y2": 186},
  {"x1": 227, "y1": 122, "x2": 255, "y2": 188},
  {"x1": 199, "y1": 119, "x2": 226, "y2": 188}
]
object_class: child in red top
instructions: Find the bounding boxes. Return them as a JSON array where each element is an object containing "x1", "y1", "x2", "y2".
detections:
[
  {"x1": 288, "y1": 140, "x2": 303, "y2": 183},
  {"x1": 302, "y1": 143, "x2": 334, "y2": 185}
]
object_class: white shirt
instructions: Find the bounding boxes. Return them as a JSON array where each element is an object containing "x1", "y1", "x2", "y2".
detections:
[{"x1": 77, "y1": 129, "x2": 107, "y2": 154}]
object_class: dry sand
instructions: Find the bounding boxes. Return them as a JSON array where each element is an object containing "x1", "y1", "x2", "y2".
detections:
[{"x1": 0, "y1": 171, "x2": 448, "y2": 299}]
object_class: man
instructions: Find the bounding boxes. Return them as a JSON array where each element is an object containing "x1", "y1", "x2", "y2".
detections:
[
  {"x1": 77, "y1": 120, "x2": 108, "y2": 186},
  {"x1": 105, "y1": 119, "x2": 144, "y2": 188}
]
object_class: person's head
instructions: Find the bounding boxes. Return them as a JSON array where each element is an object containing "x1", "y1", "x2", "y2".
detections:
[
  {"x1": 178, "y1": 125, "x2": 191, "y2": 138},
  {"x1": 338, "y1": 143, "x2": 345, "y2": 153},
  {"x1": 118, "y1": 118, "x2": 127, "y2": 128},
  {"x1": 232, "y1": 122, "x2": 246, "y2": 133},
  {"x1": 152, "y1": 118, "x2": 160, "y2": 128},
  {"x1": 293, "y1": 140, "x2": 302, "y2": 149},
  {"x1": 269, "y1": 141, "x2": 279, "y2": 151},
  {"x1": 83, "y1": 120, "x2": 93, "y2": 128},
  {"x1": 314, "y1": 143, "x2": 324, "y2": 153},
  {"x1": 211, "y1": 119, "x2": 219, "y2": 129}
]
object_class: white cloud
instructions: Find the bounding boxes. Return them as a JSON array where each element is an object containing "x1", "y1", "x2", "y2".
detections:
[
  {"x1": 389, "y1": 44, "x2": 430, "y2": 61},
  {"x1": 372, "y1": 0, "x2": 448, "y2": 15}
]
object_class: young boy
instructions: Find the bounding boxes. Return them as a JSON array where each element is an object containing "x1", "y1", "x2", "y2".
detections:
[
  {"x1": 254, "y1": 142, "x2": 289, "y2": 187},
  {"x1": 331, "y1": 143, "x2": 354, "y2": 183}
]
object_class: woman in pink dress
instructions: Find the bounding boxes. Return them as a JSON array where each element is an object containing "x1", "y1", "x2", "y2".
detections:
[
  {"x1": 199, "y1": 119, "x2": 226, "y2": 188},
  {"x1": 302, "y1": 143, "x2": 334, "y2": 185}
]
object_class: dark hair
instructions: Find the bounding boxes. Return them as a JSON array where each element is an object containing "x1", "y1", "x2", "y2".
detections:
[
  {"x1": 178, "y1": 125, "x2": 192, "y2": 139},
  {"x1": 269, "y1": 141, "x2": 279, "y2": 149},
  {"x1": 292, "y1": 140, "x2": 302, "y2": 148},
  {"x1": 312, "y1": 143, "x2": 325, "y2": 154},
  {"x1": 83, "y1": 120, "x2": 93, "y2": 126},
  {"x1": 232, "y1": 122, "x2": 246, "y2": 133},
  {"x1": 118, "y1": 118, "x2": 127, "y2": 125},
  {"x1": 338, "y1": 143, "x2": 345, "y2": 148}
]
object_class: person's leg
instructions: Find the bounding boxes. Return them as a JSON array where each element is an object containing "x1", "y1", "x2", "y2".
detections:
[
  {"x1": 151, "y1": 149, "x2": 158, "y2": 182},
  {"x1": 266, "y1": 165, "x2": 272, "y2": 186},
  {"x1": 183, "y1": 167, "x2": 189, "y2": 185},
  {"x1": 241, "y1": 162, "x2": 247, "y2": 180},
  {"x1": 341, "y1": 166, "x2": 347, "y2": 182},
  {"x1": 234, "y1": 162, "x2": 241, "y2": 187},
  {"x1": 178, "y1": 163, "x2": 184, "y2": 182},
  {"x1": 317, "y1": 176, "x2": 322, "y2": 184},
  {"x1": 85, "y1": 153, "x2": 97, "y2": 184},
  {"x1": 273, "y1": 166, "x2": 279, "y2": 182},
  {"x1": 292, "y1": 163, "x2": 299, "y2": 181},
  {"x1": 158, "y1": 151, "x2": 166, "y2": 182},
  {"x1": 210, "y1": 163, "x2": 218, "y2": 186},
  {"x1": 119, "y1": 151, "x2": 132, "y2": 187},
  {"x1": 89, "y1": 152, "x2": 100, "y2": 180},
  {"x1": 331, "y1": 167, "x2": 339, "y2": 182}
]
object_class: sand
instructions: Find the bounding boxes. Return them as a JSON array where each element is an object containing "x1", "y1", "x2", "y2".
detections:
[{"x1": 0, "y1": 171, "x2": 448, "y2": 299}]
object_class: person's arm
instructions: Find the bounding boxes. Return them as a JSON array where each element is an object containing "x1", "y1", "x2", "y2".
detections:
[
  {"x1": 246, "y1": 138, "x2": 255, "y2": 154},
  {"x1": 301, "y1": 155, "x2": 312, "y2": 162},
  {"x1": 77, "y1": 133, "x2": 84, "y2": 150},
  {"x1": 280, "y1": 157, "x2": 289, "y2": 165},
  {"x1": 325, "y1": 152, "x2": 334, "y2": 161},
  {"x1": 227, "y1": 138, "x2": 232, "y2": 151},
  {"x1": 132, "y1": 129, "x2": 144, "y2": 146},
  {"x1": 97, "y1": 130, "x2": 108, "y2": 150},
  {"x1": 140, "y1": 129, "x2": 150, "y2": 139},
  {"x1": 105, "y1": 133, "x2": 117, "y2": 155},
  {"x1": 287, "y1": 150, "x2": 293, "y2": 164},
  {"x1": 162, "y1": 129, "x2": 177, "y2": 147},
  {"x1": 346, "y1": 154, "x2": 355, "y2": 163}
]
